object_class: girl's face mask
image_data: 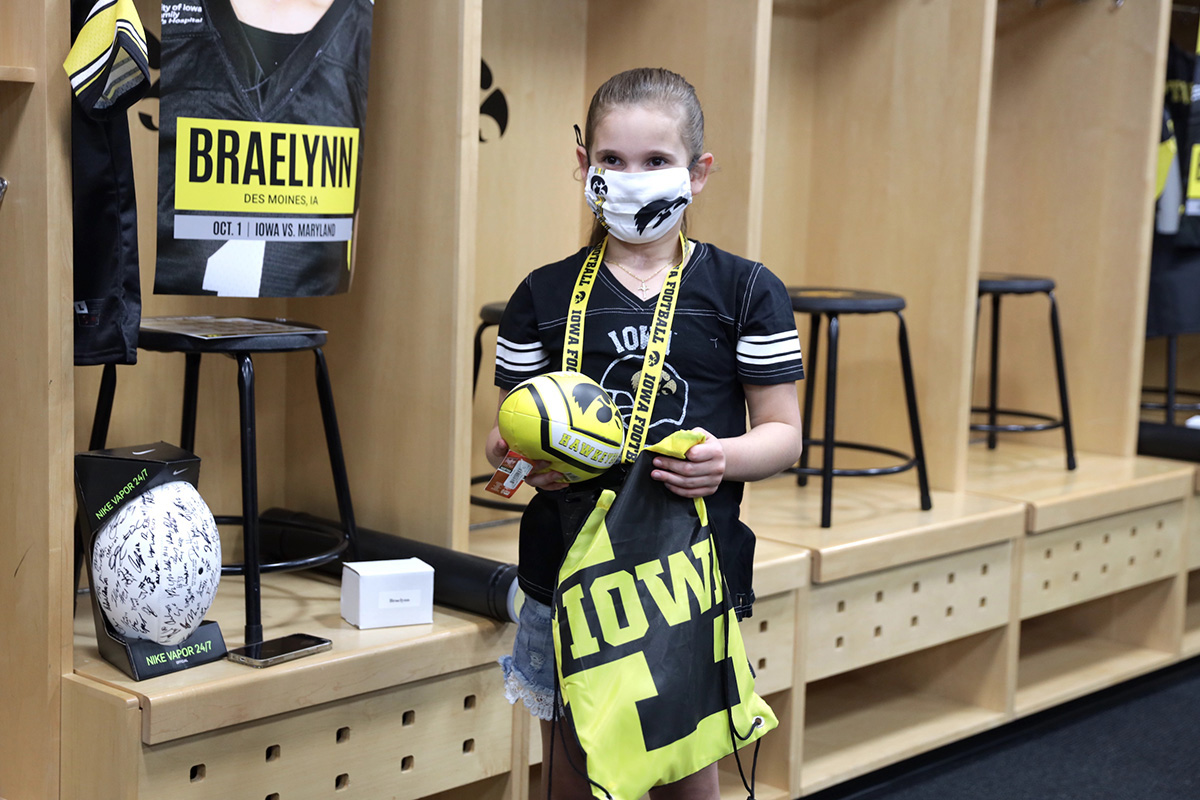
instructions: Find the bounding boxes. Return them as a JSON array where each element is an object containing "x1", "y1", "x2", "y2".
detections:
[{"x1": 584, "y1": 166, "x2": 693, "y2": 244}]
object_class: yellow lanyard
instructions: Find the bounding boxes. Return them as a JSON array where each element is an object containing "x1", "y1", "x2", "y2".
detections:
[{"x1": 563, "y1": 232, "x2": 692, "y2": 463}]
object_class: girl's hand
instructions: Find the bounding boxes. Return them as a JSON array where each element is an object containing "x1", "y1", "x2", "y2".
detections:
[
  {"x1": 525, "y1": 464, "x2": 570, "y2": 492},
  {"x1": 486, "y1": 426, "x2": 569, "y2": 491},
  {"x1": 486, "y1": 427, "x2": 511, "y2": 469},
  {"x1": 650, "y1": 428, "x2": 726, "y2": 498}
]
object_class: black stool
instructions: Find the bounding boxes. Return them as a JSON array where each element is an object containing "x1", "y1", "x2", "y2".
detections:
[
  {"x1": 470, "y1": 301, "x2": 526, "y2": 514},
  {"x1": 787, "y1": 288, "x2": 932, "y2": 528},
  {"x1": 86, "y1": 317, "x2": 359, "y2": 644},
  {"x1": 1141, "y1": 334, "x2": 1200, "y2": 425},
  {"x1": 972, "y1": 273, "x2": 1076, "y2": 470},
  {"x1": 472, "y1": 301, "x2": 507, "y2": 395}
]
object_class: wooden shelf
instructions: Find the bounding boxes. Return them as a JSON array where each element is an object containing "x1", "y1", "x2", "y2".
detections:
[
  {"x1": 0, "y1": 65, "x2": 36, "y2": 83},
  {"x1": 806, "y1": 540, "x2": 1013, "y2": 683},
  {"x1": 965, "y1": 443, "x2": 1195, "y2": 533},
  {"x1": 1189, "y1": 491, "x2": 1200, "y2": 570},
  {"x1": 470, "y1": 519, "x2": 811, "y2": 599},
  {"x1": 72, "y1": 571, "x2": 513, "y2": 745},
  {"x1": 801, "y1": 628, "x2": 1009, "y2": 795},
  {"x1": 1184, "y1": 571, "x2": 1200, "y2": 658},
  {"x1": 1018, "y1": 500, "x2": 1185, "y2": 619},
  {"x1": 1015, "y1": 581, "x2": 1181, "y2": 717},
  {"x1": 716, "y1": 765, "x2": 789, "y2": 800},
  {"x1": 747, "y1": 474, "x2": 1025, "y2": 583}
]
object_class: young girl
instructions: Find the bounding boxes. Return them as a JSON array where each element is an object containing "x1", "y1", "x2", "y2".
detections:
[{"x1": 488, "y1": 67, "x2": 805, "y2": 799}]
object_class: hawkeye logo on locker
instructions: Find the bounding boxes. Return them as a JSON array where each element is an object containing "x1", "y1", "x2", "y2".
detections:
[{"x1": 175, "y1": 117, "x2": 358, "y2": 215}]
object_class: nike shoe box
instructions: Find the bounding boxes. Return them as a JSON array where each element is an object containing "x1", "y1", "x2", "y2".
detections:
[{"x1": 75, "y1": 441, "x2": 202, "y2": 539}]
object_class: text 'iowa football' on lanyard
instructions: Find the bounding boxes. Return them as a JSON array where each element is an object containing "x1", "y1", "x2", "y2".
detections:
[{"x1": 564, "y1": 232, "x2": 692, "y2": 463}]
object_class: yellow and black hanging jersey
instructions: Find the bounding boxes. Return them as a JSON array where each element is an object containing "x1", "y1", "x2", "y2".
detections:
[{"x1": 64, "y1": 0, "x2": 151, "y2": 365}]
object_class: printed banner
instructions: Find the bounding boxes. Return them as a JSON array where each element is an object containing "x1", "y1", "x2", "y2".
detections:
[{"x1": 154, "y1": 0, "x2": 373, "y2": 297}]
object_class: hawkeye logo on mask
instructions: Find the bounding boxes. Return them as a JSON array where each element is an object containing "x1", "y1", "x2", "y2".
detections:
[{"x1": 584, "y1": 166, "x2": 691, "y2": 244}]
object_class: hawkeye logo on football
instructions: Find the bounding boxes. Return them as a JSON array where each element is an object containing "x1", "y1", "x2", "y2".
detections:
[{"x1": 175, "y1": 117, "x2": 358, "y2": 215}]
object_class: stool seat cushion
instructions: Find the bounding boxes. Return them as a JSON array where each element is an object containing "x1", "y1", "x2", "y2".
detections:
[
  {"x1": 978, "y1": 273, "x2": 1055, "y2": 294},
  {"x1": 787, "y1": 287, "x2": 905, "y2": 314},
  {"x1": 480, "y1": 301, "x2": 507, "y2": 325},
  {"x1": 137, "y1": 317, "x2": 327, "y2": 354}
]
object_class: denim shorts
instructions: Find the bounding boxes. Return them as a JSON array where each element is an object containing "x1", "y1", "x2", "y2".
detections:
[{"x1": 498, "y1": 595, "x2": 558, "y2": 721}]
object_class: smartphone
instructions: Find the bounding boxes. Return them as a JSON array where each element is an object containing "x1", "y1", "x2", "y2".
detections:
[{"x1": 226, "y1": 633, "x2": 332, "y2": 668}]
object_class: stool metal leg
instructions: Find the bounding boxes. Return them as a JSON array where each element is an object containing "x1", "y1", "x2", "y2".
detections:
[
  {"x1": 896, "y1": 312, "x2": 932, "y2": 510},
  {"x1": 1166, "y1": 333, "x2": 1179, "y2": 426},
  {"x1": 1047, "y1": 291, "x2": 1077, "y2": 470},
  {"x1": 796, "y1": 313, "x2": 821, "y2": 487},
  {"x1": 472, "y1": 321, "x2": 490, "y2": 397},
  {"x1": 90, "y1": 363, "x2": 118, "y2": 450},
  {"x1": 986, "y1": 292, "x2": 1001, "y2": 450},
  {"x1": 181, "y1": 352, "x2": 201, "y2": 452},
  {"x1": 235, "y1": 352, "x2": 264, "y2": 645},
  {"x1": 820, "y1": 314, "x2": 840, "y2": 528},
  {"x1": 314, "y1": 348, "x2": 360, "y2": 561}
]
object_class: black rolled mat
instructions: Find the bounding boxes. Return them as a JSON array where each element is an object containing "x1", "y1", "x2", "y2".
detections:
[{"x1": 258, "y1": 508, "x2": 520, "y2": 623}]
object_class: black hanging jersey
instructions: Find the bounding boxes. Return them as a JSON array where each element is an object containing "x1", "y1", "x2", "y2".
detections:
[
  {"x1": 66, "y1": 0, "x2": 151, "y2": 365},
  {"x1": 1148, "y1": 40, "x2": 1200, "y2": 337},
  {"x1": 154, "y1": 0, "x2": 372, "y2": 297},
  {"x1": 495, "y1": 241, "x2": 805, "y2": 615}
]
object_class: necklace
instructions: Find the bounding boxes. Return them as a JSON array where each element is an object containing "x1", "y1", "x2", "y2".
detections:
[{"x1": 607, "y1": 254, "x2": 681, "y2": 299}]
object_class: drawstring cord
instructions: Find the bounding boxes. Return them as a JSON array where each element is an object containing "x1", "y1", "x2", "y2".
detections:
[{"x1": 710, "y1": 528, "x2": 763, "y2": 800}]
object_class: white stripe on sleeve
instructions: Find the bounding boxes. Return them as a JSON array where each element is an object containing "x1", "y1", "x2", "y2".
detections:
[
  {"x1": 497, "y1": 337, "x2": 550, "y2": 372},
  {"x1": 737, "y1": 331, "x2": 803, "y2": 366}
]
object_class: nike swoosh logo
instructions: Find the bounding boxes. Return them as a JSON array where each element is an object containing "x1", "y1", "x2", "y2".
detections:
[
  {"x1": 132, "y1": 449, "x2": 155, "y2": 455},
  {"x1": 173, "y1": 469, "x2": 188, "y2": 476}
]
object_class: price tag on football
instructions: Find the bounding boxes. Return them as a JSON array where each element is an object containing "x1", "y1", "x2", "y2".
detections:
[{"x1": 485, "y1": 451, "x2": 535, "y2": 497}]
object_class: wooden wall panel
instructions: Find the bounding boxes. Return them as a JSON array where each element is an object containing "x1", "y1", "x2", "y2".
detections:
[
  {"x1": 981, "y1": 0, "x2": 1170, "y2": 458},
  {"x1": 469, "y1": 0, "x2": 589, "y2": 517},
  {"x1": 766, "y1": 0, "x2": 996, "y2": 492},
  {"x1": 584, "y1": 0, "x2": 773, "y2": 258},
  {"x1": 0, "y1": 1, "x2": 73, "y2": 797},
  {"x1": 288, "y1": 0, "x2": 482, "y2": 549},
  {"x1": 762, "y1": 1, "x2": 820, "y2": 288}
]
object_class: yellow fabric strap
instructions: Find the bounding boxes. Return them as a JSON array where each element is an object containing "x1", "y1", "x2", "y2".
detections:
[
  {"x1": 562, "y1": 237, "x2": 607, "y2": 374},
  {"x1": 644, "y1": 429, "x2": 706, "y2": 460},
  {"x1": 1158, "y1": 120, "x2": 1178, "y2": 199},
  {"x1": 564, "y1": 232, "x2": 691, "y2": 462}
]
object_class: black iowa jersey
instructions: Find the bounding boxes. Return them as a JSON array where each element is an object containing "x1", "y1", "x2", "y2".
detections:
[
  {"x1": 66, "y1": 0, "x2": 151, "y2": 365},
  {"x1": 495, "y1": 241, "x2": 805, "y2": 615},
  {"x1": 154, "y1": 0, "x2": 372, "y2": 297},
  {"x1": 1148, "y1": 40, "x2": 1200, "y2": 337}
]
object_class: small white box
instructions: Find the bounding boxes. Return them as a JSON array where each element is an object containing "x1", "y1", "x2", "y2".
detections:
[{"x1": 341, "y1": 558, "x2": 434, "y2": 629}]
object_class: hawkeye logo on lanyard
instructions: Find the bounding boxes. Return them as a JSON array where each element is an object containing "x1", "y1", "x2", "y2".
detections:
[{"x1": 564, "y1": 232, "x2": 691, "y2": 462}]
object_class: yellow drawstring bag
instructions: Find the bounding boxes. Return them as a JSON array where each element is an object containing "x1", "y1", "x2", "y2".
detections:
[{"x1": 551, "y1": 430, "x2": 776, "y2": 800}]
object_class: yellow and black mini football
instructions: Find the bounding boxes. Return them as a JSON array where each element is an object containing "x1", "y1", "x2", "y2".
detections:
[{"x1": 498, "y1": 371, "x2": 625, "y2": 482}]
